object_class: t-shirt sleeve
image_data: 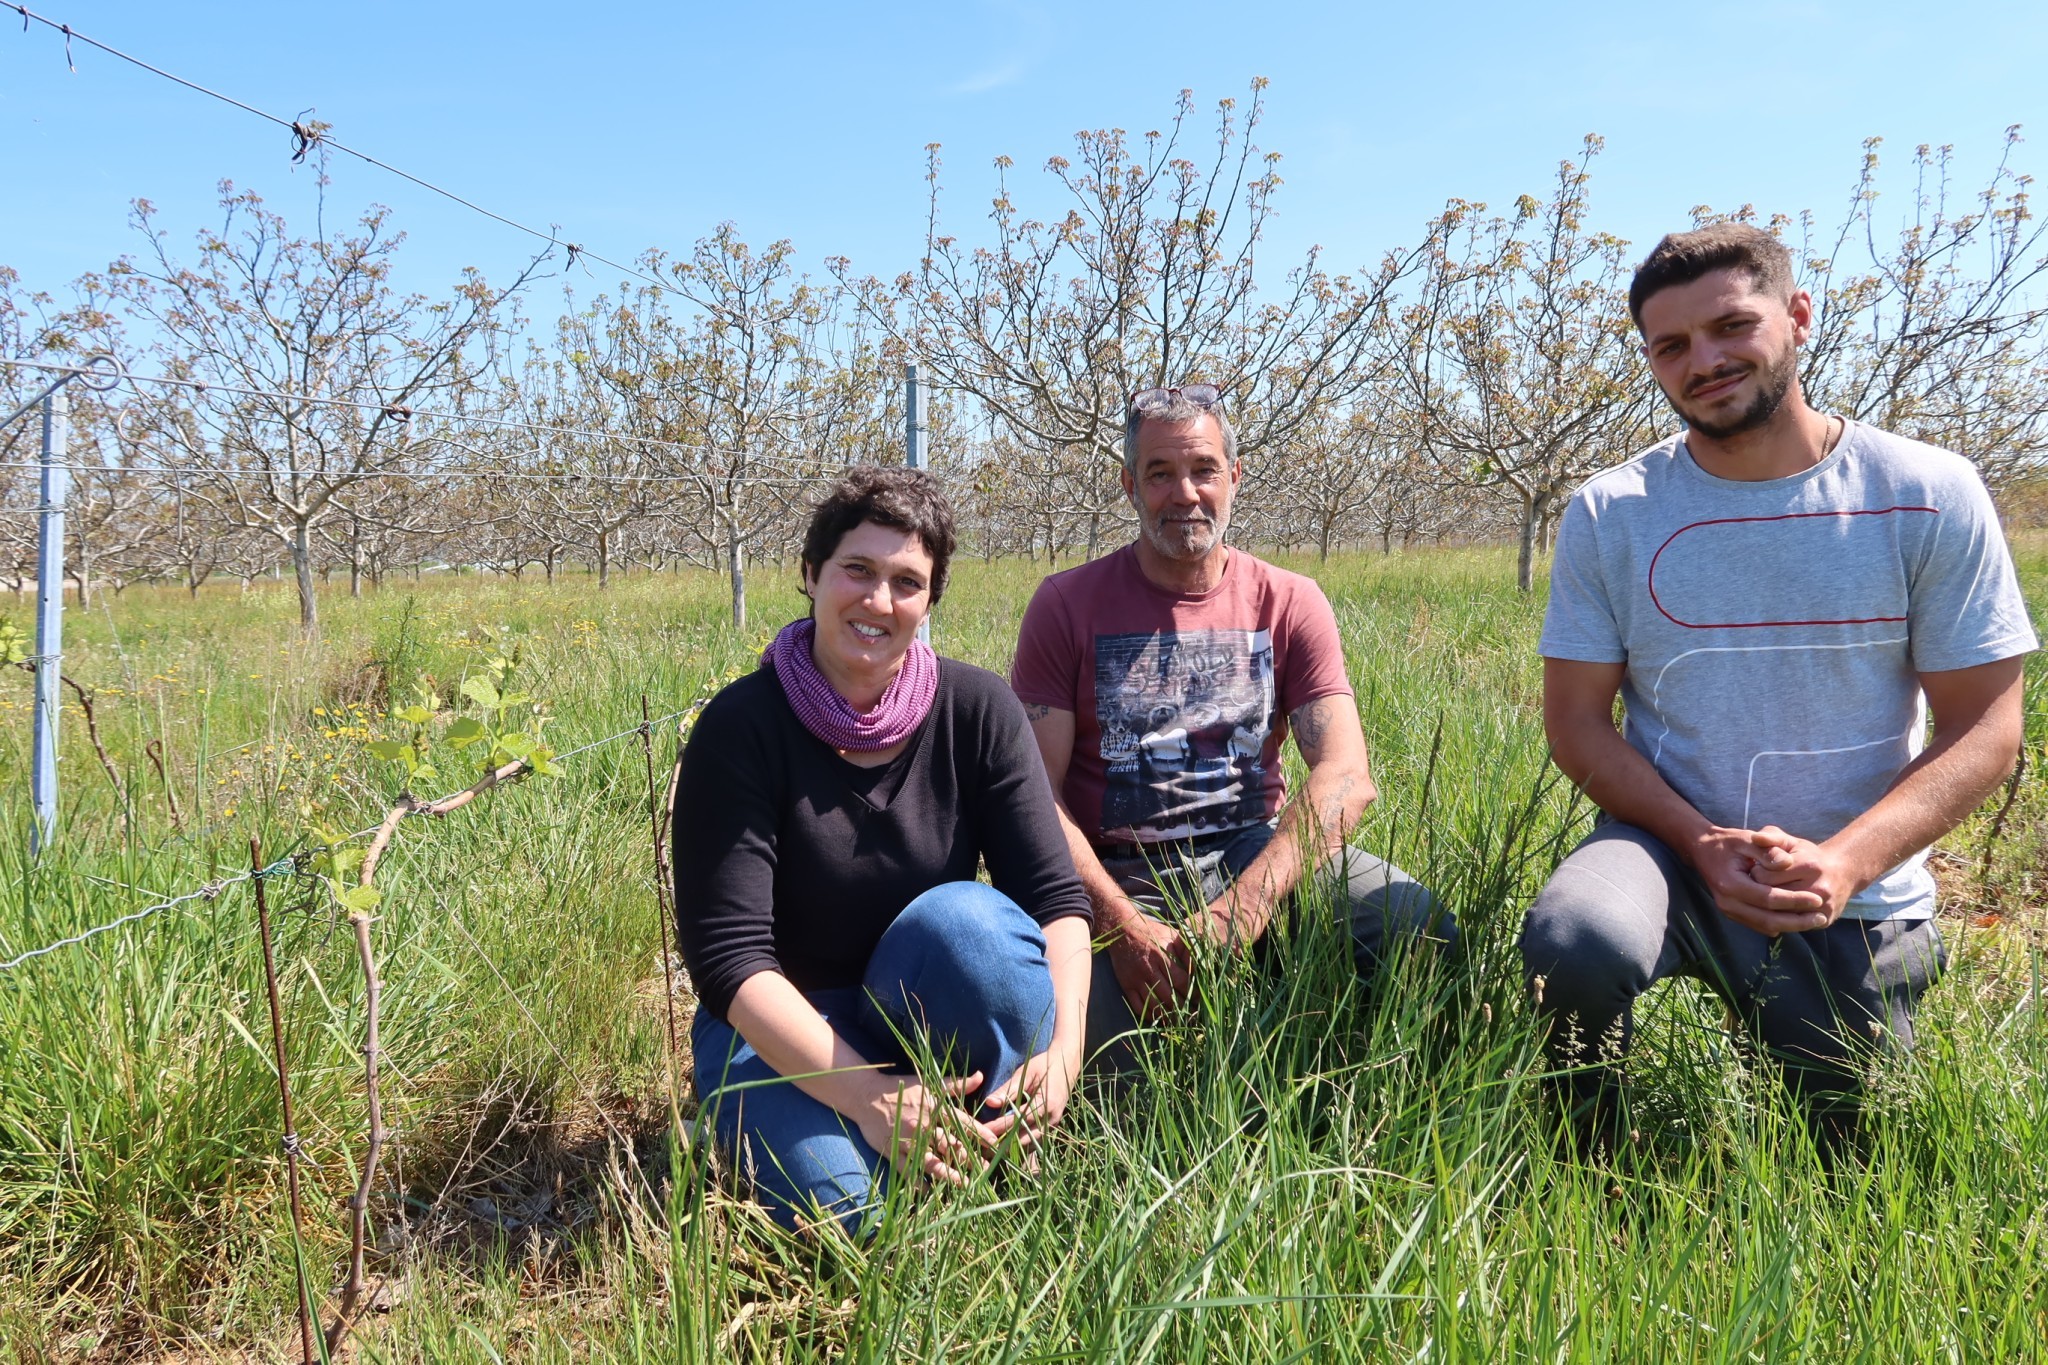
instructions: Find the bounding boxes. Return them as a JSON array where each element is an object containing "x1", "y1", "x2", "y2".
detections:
[
  {"x1": 671, "y1": 684, "x2": 784, "y2": 1021},
  {"x1": 1010, "y1": 577, "x2": 1080, "y2": 712},
  {"x1": 1540, "y1": 492, "x2": 1627, "y2": 663},
  {"x1": 1907, "y1": 466, "x2": 2041, "y2": 672},
  {"x1": 1276, "y1": 577, "x2": 1354, "y2": 716},
  {"x1": 972, "y1": 678, "x2": 1094, "y2": 930}
]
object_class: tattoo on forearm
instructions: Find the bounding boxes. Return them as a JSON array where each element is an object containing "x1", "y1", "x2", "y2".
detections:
[{"x1": 1321, "y1": 774, "x2": 1358, "y2": 835}]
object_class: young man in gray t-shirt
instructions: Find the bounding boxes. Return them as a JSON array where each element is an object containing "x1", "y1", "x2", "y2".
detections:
[{"x1": 1524, "y1": 222, "x2": 2036, "y2": 1150}]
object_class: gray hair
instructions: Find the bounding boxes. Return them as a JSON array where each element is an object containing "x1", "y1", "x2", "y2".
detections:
[{"x1": 1122, "y1": 395, "x2": 1238, "y2": 475}]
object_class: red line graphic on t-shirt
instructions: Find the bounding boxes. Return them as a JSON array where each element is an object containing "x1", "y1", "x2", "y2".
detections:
[{"x1": 1646, "y1": 506, "x2": 1938, "y2": 629}]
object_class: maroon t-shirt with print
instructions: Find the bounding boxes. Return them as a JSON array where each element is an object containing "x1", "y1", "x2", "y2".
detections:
[{"x1": 1010, "y1": 544, "x2": 1353, "y2": 844}]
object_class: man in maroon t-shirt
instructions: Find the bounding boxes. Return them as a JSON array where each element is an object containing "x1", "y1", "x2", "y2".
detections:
[{"x1": 1010, "y1": 384, "x2": 1453, "y2": 1050}]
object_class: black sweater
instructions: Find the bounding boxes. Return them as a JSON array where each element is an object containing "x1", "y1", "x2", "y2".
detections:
[{"x1": 673, "y1": 658, "x2": 1091, "y2": 1021}]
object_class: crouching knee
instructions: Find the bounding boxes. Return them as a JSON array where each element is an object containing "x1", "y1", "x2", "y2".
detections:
[
  {"x1": 1517, "y1": 870, "x2": 1656, "y2": 1025},
  {"x1": 1346, "y1": 855, "x2": 1459, "y2": 978}
]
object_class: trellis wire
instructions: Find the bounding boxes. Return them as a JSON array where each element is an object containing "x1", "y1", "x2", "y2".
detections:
[
  {"x1": 0, "y1": 706, "x2": 688, "y2": 974},
  {"x1": 0, "y1": 356, "x2": 855, "y2": 475},
  {"x1": 8, "y1": 5, "x2": 688, "y2": 304}
]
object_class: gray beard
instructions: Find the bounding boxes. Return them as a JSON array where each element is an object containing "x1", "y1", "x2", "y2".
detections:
[{"x1": 1140, "y1": 511, "x2": 1226, "y2": 561}]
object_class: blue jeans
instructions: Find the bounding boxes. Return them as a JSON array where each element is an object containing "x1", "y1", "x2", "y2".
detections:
[{"x1": 691, "y1": 881, "x2": 1057, "y2": 1233}]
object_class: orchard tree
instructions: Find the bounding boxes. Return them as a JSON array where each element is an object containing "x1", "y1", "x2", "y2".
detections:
[
  {"x1": 501, "y1": 337, "x2": 661, "y2": 590},
  {"x1": 1400, "y1": 137, "x2": 1658, "y2": 590},
  {"x1": 838, "y1": 83, "x2": 1434, "y2": 558},
  {"x1": 577, "y1": 227, "x2": 894, "y2": 628},
  {"x1": 0, "y1": 269, "x2": 57, "y2": 471},
  {"x1": 111, "y1": 184, "x2": 542, "y2": 633},
  {"x1": 1788, "y1": 129, "x2": 2048, "y2": 493},
  {"x1": 1256, "y1": 385, "x2": 1429, "y2": 561}
]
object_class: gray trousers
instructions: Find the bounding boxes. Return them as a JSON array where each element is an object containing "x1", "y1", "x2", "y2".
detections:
[
  {"x1": 1519, "y1": 822, "x2": 1946, "y2": 1117},
  {"x1": 1084, "y1": 821, "x2": 1454, "y2": 1062}
]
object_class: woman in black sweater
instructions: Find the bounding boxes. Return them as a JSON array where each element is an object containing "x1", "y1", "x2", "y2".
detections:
[{"x1": 674, "y1": 468, "x2": 1092, "y2": 1233}]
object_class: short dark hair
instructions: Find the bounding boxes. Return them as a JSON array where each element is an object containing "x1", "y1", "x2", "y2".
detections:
[
  {"x1": 1628, "y1": 222, "x2": 1795, "y2": 327},
  {"x1": 800, "y1": 466, "x2": 959, "y2": 604},
  {"x1": 1122, "y1": 391, "x2": 1237, "y2": 475}
]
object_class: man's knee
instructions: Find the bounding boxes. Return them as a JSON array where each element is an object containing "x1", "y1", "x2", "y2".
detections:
[
  {"x1": 1082, "y1": 945, "x2": 1143, "y2": 1073},
  {"x1": 1750, "y1": 916, "x2": 1946, "y2": 1106},
  {"x1": 1342, "y1": 852, "x2": 1458, "y2": 972},
  {"x1": 1519, "y1": 854, "x2": 1666, "y2": 1020}
]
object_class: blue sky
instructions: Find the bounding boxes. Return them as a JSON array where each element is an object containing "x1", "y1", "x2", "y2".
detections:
[{"x1": 4, "y1": 0, "x2": 2045, "y2": 325}]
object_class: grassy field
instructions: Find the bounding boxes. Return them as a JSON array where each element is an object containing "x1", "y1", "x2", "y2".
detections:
[{"x1": 0, "y1": 541, "x2": 2042, "y2": 1362}]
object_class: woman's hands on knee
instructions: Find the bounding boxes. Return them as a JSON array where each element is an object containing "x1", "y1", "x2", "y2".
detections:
[{"x1": 856, "y1": 1072, "x2": 997, "y2": 1188}]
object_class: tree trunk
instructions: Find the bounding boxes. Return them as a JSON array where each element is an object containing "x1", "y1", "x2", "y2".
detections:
[
  {"x1": 1515, "y1": 489, "x2": 1552, "y2": 593},
  {"x1": 1085, "y1": 512, "x2": 1101, "y2": 562},
  {"x1": 596, "y1": 530, "x2": 611, "y2": 590},
  {"x1": 73, "y1": 523, "x2": 92, "y2": 608},
  {"x1": 349, "y1": 552, "x2": 363, "y2": 598},
  {"x1": 293, "y1": 520, "x2": 320, "y2": 633},
  {"x1": 543, "y1": 549, "x2": 556, "y2": 585},
  {"x1": 727, "y1": 530, "x2": 748, "y2": 632}
]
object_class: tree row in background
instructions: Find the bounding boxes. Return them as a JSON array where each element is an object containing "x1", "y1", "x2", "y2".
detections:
[{"x1": 5, "y1": 88, "x2": 2047, "y2": 632}]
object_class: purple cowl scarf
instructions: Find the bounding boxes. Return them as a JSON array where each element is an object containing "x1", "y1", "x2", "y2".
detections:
[{"x1": 765, "y1": 617, "x2": 938, "y2": 752}]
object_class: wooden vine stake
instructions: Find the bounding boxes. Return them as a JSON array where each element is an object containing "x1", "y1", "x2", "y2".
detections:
[
  {"x1": 324, "y1": 808, "x2": 392, "y2": 1356},
  {"x1": 250, "y1": 836, "x2": 317, "y2": 1365},
  {"x1": 638, "y1": 693, "x2": 681, "y2": 1066},
  {"x1": 323, "y1": 757, "x2": 533, "y2": 1355},
  {"x1": 313, "y1": 657, "x2": 561, "y2": 1352}
]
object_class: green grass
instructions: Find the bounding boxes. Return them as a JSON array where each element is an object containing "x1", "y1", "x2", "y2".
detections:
[{"x1": 0, "y1": 542, "x2": 2042, "y2": 1361}]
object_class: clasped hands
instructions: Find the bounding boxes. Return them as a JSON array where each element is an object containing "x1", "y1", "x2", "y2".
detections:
[
  {"x1": 1693, "y1": 824, "x2": 1866, "y2": 936},
  {"x1": 851, "y1": 1038, "x2": 1080, "y2": 1188}
]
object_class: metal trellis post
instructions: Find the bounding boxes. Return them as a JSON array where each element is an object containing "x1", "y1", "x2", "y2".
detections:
[
  {"x1": 905, "y1": 361, "x2": 926, "y2": 472},
  {"x1": 905, "y1": 362, "x2": 931, "y2": 643},
  {"x1": 0, "y1": 356, "x2": 121, "y2": 857},
  {"x1": 30, "y1": 386, "x2": 69, "y2": 856}
]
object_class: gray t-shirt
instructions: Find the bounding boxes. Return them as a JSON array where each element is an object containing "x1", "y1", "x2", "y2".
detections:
[{"x1": 1541, "y1": 422, "x2": 2038, "y2": 919}]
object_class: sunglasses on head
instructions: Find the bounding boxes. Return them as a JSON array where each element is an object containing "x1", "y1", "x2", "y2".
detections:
[{"x1": 1129, "y1": 383, "x2": 1223, "y2": 414}]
